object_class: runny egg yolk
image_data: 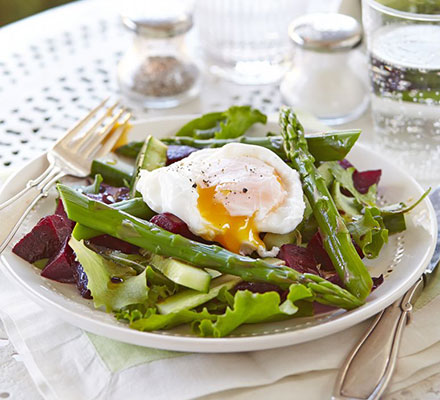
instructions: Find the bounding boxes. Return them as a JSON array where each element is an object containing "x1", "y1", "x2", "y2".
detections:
[{"x1": 196, "y1": 185, "x2": 266, "y2": 255}]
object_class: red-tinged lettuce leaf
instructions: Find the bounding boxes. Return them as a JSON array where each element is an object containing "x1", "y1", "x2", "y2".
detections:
[{"x1": 347, "y1": 207, "x2": 388, "y2": 259}]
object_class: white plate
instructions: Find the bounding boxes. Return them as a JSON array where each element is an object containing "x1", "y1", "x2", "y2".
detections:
[{"x1": 0, "y1": 116, "x2": 437, "y2": 353}]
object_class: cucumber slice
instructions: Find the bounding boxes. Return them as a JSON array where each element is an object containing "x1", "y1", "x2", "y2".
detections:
[
  {"x1": 157, "y1": 275, "x2": 241, "y2": 314},
  {"x1": 263, "y1": 231, "x2": 300, "y2": 249},
  {"x1": 130, "y1": 135, "x2": 168, "y2": 197},
  {"x1": 150, "y1": 255, "x2": 211, "y2": 293}
]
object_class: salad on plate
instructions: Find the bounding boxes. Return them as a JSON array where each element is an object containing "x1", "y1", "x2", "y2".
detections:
[{"x1": 11, "y1": 106, "x2": 427, "y2": 338}]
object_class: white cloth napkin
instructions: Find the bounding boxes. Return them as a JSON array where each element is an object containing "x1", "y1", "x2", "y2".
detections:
[{"x1": 1, "y1": 264, "x2": 440, "y2": 400}]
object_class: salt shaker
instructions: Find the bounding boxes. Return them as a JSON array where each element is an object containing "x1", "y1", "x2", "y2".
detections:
[
  {"x1": 117, "y1": 8, "x2": 200, "y2": 108},
  {"x1": 280, "y1": 13, "x2": 369, "y2": 125}
]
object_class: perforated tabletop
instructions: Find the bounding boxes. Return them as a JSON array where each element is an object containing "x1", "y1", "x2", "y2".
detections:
[{"x1": 0, "y1": 1, "x2": 432, "y2": 399}]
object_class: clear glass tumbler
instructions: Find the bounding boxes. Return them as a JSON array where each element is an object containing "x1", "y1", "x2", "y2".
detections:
[
  {"x1": 362, "y1": 0, "x2": 440, "y2": 185},
  {"x1": 194, "y1": 0, "x2": 309, "y2": 85}
]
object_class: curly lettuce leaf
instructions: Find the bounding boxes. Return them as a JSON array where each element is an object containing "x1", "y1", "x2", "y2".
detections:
[
  {"x1": 175, "y1": 106, "x2": 267, "y2": 140},
  {"x1": 117, "y1": 306, "x2": 216, "y2": 331},
  {"x1": 69, "y1": 237, "x2": 149, "y2": 312},
  {"x1": 328, "y1": 162, "x2": 377, "y2": 207},
  {"x1": 116, "y1": 284, "x2": 313, "y2": 337},
  {"x1": 347, "y1": 207, "x2": 388, "y2": 259},
  {"x1": 195, "y1": 284, "x2": 314, "y2": 338}
]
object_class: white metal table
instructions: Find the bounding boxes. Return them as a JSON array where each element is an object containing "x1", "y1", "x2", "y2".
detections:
[{"x1": 0, "y1": 0, "x2": 438, "y2": 398}]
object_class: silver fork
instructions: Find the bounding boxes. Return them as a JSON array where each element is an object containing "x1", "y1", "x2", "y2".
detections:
[{"x1": 0, "y1": 98, "x2": 131, "y2": 253}]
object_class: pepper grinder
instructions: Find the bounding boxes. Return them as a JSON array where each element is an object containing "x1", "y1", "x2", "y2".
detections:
[
  {"x1": 280, "y1": 13, "x2": 369, "y2": 125},
  {"x1": 117, "y1": 5, "x2": 201, "y2": 109}
]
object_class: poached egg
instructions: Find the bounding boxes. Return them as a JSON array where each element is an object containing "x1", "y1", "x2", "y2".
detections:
[{"x1": 137, "y1": 143, "x2": 305, "y2": 257}]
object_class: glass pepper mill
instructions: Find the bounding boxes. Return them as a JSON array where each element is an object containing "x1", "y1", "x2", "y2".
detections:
[
  {"x1": 280, "y1": 13, "x2": 369, "y2": 125},
  {"x1": 117, "y1": 8, "x2": 201, "y2": 108}
]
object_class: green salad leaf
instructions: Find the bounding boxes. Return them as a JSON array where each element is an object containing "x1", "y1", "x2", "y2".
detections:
[
  {"x1": 69, "y1": 237, "x2": 149, "y2": 312},
  {"x1": 81, "y1": 174, "x2": 103, "y2": 195},
  {"x1": 380, "y1": 188, "x2": 430, "y2": 233},
  {"x1": 215, "y1": 106, "x2": 267, "y2": 139},
  {"x1": 332, "y1": 181, "x2": 363, "y2": 220},
  {"x1": 117, "y1": 284, "x2": 313, "y2": 337},
  {"x1": 117, "y1": 306, "x2": 216, "y2": 331},
  {"x1": 348, "y1": 207, "x2": 389, "y2": 259},
  {"x1": 175, "y1": 106, "x2": 267, "y2": 140},
  {"x1": 328, "y1": 162, "x2": 377, "y2": 207},
  {"x1": 196, "y1": 284, "x2": 313, "y2": 337},
  {"x1": 176, "y1": 112, "x2": 224, "y2": 138}
]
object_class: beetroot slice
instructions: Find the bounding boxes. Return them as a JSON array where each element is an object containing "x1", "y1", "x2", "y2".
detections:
[
  {"x1": 55, "y1": 199, "x2": 75, "y2": 230},
  {"x1": 307, "y1": 232, "x2": 334, "y2": 271},
  {"x1": 353, "y1": 170, "x2": 382, "y2": 194},
  {"x1": 278, "y1": 244, "x2": 320, "y2": 275},
  {"x1": 338, "y1": 159, "x2": 382, "y2": 195},
  {"x1": 150, "y1": 213, "x2": 205, "y2": 242},
  {"x1": 12, "y1": 214, "x2": 72, "y2": 263},
  {"x1": 41, "y1": 239, "x2": 76, "y2": 283},
  {"x1": 166, "y1": 145, "x2": 198, "y2": 165},
  {"x1": 88, "y1": 234, "x2": 140, "y2": 254}
]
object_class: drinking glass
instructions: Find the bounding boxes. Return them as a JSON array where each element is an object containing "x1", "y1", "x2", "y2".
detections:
[
  {"x1": 194, "y1": 0, "x2": 309, "y2": 84},
  {"x1": 362, "y1": 0, "x2": 440, "y2": 185}
]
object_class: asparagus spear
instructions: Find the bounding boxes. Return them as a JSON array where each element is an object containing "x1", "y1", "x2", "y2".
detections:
[
  {"x1": 58, "y1": 184, "x2": 363, "y2": 310},
  {"x1": 115, "y1": 129, "x2": 360, "y2": 162},
  {"x1": 72, "y1": 197, "x2": 155, "y2": 240},
  {"x1": 280, "y1": 108, "x2": 372, "y2": 301}
]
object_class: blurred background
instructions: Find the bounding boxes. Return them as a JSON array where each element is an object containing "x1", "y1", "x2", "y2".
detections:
[{"x1": 0, "y1": 0, "x2": 76, "y2": 26}]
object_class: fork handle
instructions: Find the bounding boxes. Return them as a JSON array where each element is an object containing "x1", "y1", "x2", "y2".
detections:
[
  {"x1": 332, "y1": 277, "x2": 424, "y2": 400},
  {"x1": 0, "y1": 166, "x2": 64, "y2": 254}
]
